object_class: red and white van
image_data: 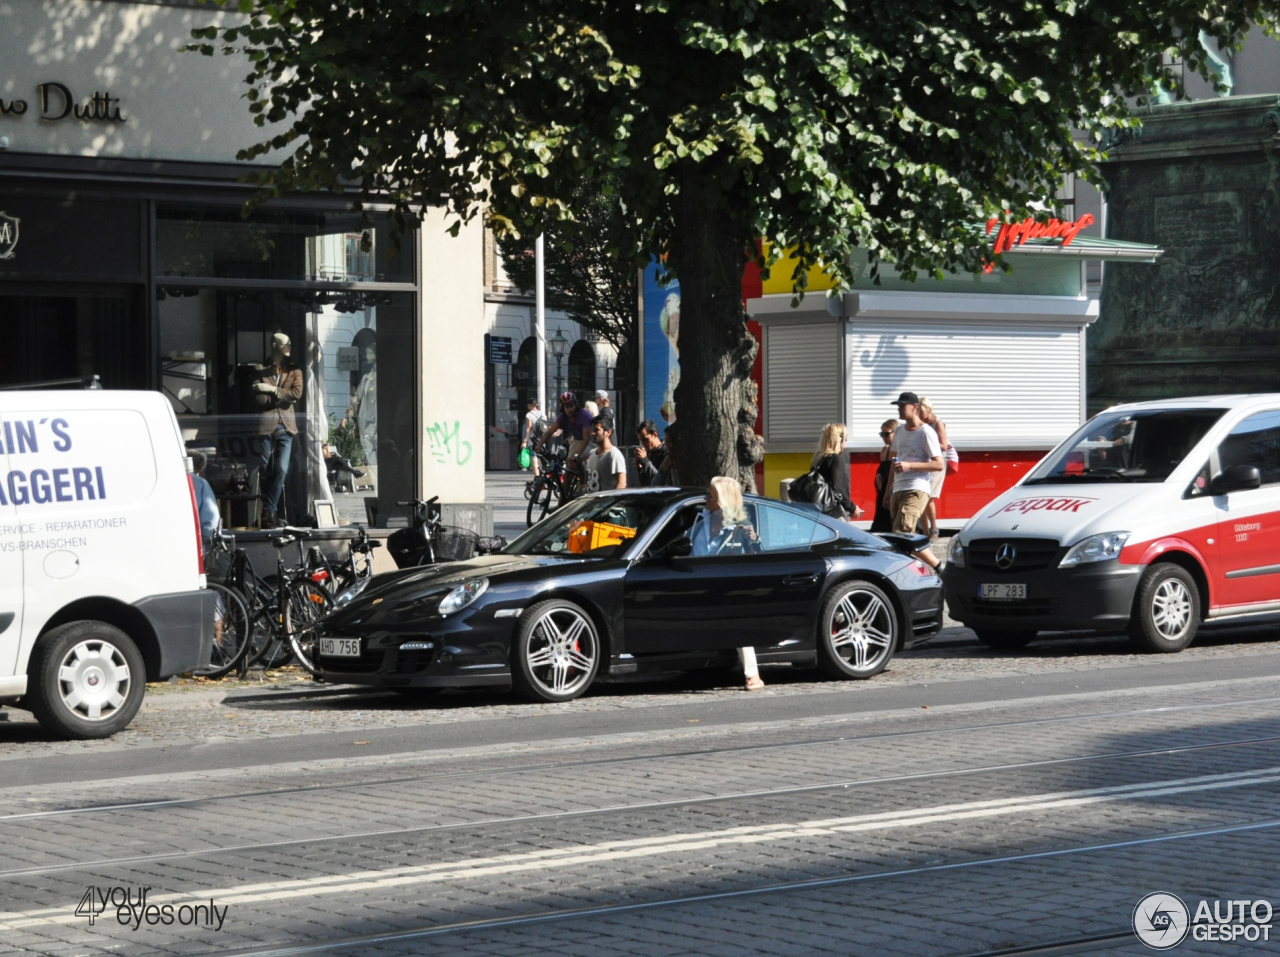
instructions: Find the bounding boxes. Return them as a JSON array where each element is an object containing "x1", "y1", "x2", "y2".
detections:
[{"x1": 944, "y1": 395, "x2": 1280, "y2": 652}]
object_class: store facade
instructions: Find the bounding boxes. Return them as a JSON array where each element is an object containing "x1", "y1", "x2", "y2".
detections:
[
  {"x1": 0, "y1": 1, "x2": 488, "y2": 529},
  {"x1": 748, "y1": 233, "x2": 1162, "y2": 525}
]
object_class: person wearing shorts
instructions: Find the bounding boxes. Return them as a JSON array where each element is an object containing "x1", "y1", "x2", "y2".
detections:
[{"x1": 888, "y1": 391, "x2": 943, "y2": 569}]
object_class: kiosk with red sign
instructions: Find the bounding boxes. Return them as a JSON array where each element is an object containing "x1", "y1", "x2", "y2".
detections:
[{"x1": 747, "y1": 220, "x2": 1162, "y2": 526}]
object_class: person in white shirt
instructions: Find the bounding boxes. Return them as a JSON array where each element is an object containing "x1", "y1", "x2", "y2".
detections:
[
  {"x1": 585, "y1": 416, "x2": 627, "y2": 492},
  {"x1": 887, "y1": 391, "x2": 943, "y2": 569},
  {"x1": 521, "y1": 399, "x2": 545, "y2": 475}
]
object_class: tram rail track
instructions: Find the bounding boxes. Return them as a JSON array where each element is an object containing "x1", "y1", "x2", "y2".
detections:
[
  {"x1": 7, "y1": 692, "x2": 1280, "y2": 824},
  {"x1": 160, "y1": 815, "x2": 1280, "y2": 957},
  {"x1": 4, "y1": 730, "x2": 1280, "y2": 880}
]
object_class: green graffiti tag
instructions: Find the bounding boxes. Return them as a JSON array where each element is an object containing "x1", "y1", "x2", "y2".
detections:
[{"x1": 427, "y1": 420, "x2": 472, "y2": 466}]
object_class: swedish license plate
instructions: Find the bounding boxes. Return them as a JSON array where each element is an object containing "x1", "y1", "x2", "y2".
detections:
[
  {"x1": 979, "y1": 583, "x2": 1027, "y2": 601},
  {"x1": 319, "y1": 637, "x2": 361, "y2": 657}
]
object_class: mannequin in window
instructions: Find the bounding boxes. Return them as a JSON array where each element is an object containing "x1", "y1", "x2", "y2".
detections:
[{"x1": 251, "y1": 332, "x2": 303, "y2": 528}]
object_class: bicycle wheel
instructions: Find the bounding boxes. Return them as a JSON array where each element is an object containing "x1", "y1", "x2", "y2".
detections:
[
  {"x1": 526, "y1": 478, "x2": 561, "y2": 527},
  {"x1": 193, "y1": 583, "x2": 252, "y2": 679},
  {"x1": 285, "y1": 579, "x2": 334, "y2": 676}
]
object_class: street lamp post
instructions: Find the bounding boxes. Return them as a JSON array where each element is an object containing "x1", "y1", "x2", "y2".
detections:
[{"x1": 550, "y1": 327, "x2": 569, "y2": 395}]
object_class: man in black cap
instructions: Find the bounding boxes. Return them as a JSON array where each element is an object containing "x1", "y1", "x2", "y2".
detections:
[{"x1": 885, "y1": 391, "x2": 943, "y2": 568}]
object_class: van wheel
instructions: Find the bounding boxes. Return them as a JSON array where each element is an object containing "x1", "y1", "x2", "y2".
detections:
[
  {"x1": 27, "y1": 621, "x2": 146, "y2": 739},
  {"x1": 1129, "y1": 563, "x2": 1200, "y2": 653},
  {"x1": 974, "y1": 629, "x2": 1036, "y2": 650}
]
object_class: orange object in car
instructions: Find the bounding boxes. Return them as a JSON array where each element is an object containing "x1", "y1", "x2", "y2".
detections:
[{"x1": 567, "y1": 520, "x2": 637, "y2": 554}]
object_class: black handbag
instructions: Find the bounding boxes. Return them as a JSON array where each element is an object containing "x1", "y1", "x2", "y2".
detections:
[{"x1": 790, "y1": 469, "x2": 841, "y2": 516}]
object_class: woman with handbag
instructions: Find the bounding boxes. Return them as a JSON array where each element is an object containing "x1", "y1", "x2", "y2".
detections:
[
  {"x1": 918, "y1": 397, "x2": 955, "y2": 541},
  {"x1": 810, "y1": 423, "x2": 863, "y2": 521}
]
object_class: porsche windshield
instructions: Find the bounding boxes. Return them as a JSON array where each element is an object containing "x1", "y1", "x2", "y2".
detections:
[
  {"x1": 505, "y1": 494, "x2": 671, "y2": 558},
  {"x1": 1025, "y1": 408, "x2": 1227, "y2": 485}
]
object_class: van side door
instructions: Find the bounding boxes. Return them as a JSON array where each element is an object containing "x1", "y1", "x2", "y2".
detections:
[{"x1": 1214, "y1": 409, "x2": 1280, "y2": 609}]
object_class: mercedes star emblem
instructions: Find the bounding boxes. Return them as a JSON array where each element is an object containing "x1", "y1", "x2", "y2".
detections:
[{"x1": 995, "y1": 543, "x2": 1016, "y2": 570}]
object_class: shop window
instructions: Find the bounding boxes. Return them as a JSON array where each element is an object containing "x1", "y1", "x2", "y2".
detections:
[
  {"x1": 0, "y1": 291, "x2": 146, "y2": 389},
  {"x1": 158, "y1": 287, "x2": 415, "y2": 527},
  {"x1": 155, "y1": 207, "x2": 413, "y2": 284}
]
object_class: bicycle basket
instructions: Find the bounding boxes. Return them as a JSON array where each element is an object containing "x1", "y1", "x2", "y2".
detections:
[{"x1": 434, "y1": 526, "x2": 481, "y2": 562}]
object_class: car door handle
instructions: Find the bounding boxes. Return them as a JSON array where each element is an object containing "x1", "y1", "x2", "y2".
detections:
[{"x1": 783, "y1": 573, "x2": 819, "y2": 586}]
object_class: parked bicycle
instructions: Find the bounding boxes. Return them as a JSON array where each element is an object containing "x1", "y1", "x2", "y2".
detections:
[
  {"x1": 388, "y1": 497, "x2": 486, "y2": 568},
  {"x1": 526, "y1": 447, "x2": 582, "y2": 527},
  {"x1": 197, "y1": 532, "x2": 257, "y2": 679},
  {"x1": 252, "y1": 529, "x2": 335, "y2": 677}
]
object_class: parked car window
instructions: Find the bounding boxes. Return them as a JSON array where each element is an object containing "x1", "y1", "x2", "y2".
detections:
[
  {"x1": 1025, "y1": 408, "x2": 1226, "y2": 484},
  {"x1": 756, "y1": 504, "x2": 836, "y2": 552},
  {"x1": 506, "y1": 494, "x2": 668, "y2": 557},
  {"x1": 1218, "y1": 410, "x2": 1280, "y2": 486}
]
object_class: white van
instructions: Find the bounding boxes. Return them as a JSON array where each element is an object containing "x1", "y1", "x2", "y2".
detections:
[
  {"x1": 0, "y1": 390, "x2": 211, "y2": 738},
  {"x1": 945, "y1": 395, "x2": 1280, "y2": 652}
]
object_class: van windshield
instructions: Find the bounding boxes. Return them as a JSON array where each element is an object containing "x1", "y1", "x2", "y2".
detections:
[{"x1": 1024, "y1": 409, "x2": 1227, "y2": 485}]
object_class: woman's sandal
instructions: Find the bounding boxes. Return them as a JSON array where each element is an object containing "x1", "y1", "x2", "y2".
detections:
[{"x1": 745, "y1": 675, "x2": 766, "y2": 691}]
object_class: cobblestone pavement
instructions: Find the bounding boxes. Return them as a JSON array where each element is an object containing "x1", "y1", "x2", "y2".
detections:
[{"x1": 2, "y1": 620, "x2": 1280, "y2": 956}]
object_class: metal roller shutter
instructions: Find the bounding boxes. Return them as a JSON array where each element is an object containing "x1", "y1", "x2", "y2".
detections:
[
  {"x1": 846, "y1": 321, "x2": 1083, "y2": 448},
  {"x1": 764, "y1": 322, "x2": 842, "y2": 445}
]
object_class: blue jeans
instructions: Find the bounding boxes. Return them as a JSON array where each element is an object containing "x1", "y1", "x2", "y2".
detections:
[{"x1": 256, "y1": 425, "x2": 293, "y2": 516}]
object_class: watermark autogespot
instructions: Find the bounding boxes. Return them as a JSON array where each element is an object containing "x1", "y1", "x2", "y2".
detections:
[
  {"x1": 75, "y1": 886, "x2": 228, "y2": 931},
  {"x1": 1133, "y1": 892, "x2": 1273, "y2": 949}
]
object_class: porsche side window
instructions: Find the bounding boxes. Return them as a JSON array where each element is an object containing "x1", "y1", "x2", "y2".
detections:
[
  {"x1": 646, "y1": 504, "x2": 703, "y2": 556},
  {"x1": 1218, "y1": 410, "x2": 1280, "y2": 486},
  {"x1": 756, "y1": 505, "x2": 836, "y2": 552}
]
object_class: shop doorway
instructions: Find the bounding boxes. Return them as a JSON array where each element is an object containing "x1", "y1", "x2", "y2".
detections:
[
  {"x1": 568, "y1": 339, "x2": 596, "y2": 404},
  {"x1": 0, "y1": 288, "x2": 147, "y2": 389}
]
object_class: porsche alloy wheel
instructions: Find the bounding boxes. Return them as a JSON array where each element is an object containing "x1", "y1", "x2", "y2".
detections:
[
  {"x1": 817, "y1": 581, "x2": 898, "y2": 679},
  {"x1": 513, "y1": 600, "x2": 600, "y2": 702}
]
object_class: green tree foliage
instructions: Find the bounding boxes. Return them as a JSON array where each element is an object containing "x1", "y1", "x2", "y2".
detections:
[{"x1": 192, "y1": 0, "x2": 1274, "y2": 485}]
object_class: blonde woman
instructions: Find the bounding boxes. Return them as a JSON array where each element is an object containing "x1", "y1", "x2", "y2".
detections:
[
  {"x1": 811, "y1": 423, "x2": 862, "y2": 520},
  {"x1": 918, "y1": 397, "x2": 948, "y2": 540},
  {"x1": 691, "y1": 476, "x2": 766, "y2": 690}
]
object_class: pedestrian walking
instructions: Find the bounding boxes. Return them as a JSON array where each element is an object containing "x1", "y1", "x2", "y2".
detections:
[
  {"x1": 691, "y1": 476, "x2": 764, "y2": 690},
  {"x1": 634, "y1": 419, "x2": 668, "y2": 486},
  {"x1": 593, "y1": 390, "x2": 615, "y2": 433},
  {"x1": 888, "y1": 391, "x2": 943, "y2": 569},
  {"x1": 871, "y1": 418, "x2": 898, "y2": 533},
  {"x1": 522, "y1": 398, "x2": 545, "y2": 475},
  {"x1": 918, "y1": 396, "x2": 948, "y2": 541},
  {"x1": 810, "y1": 423, "x2": 863, "y2": 520},
  {"x1": 585, "y1": 416, "x2": 627, "y2": 491}
]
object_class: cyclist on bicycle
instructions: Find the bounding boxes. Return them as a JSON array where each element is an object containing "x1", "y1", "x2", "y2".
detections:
[{"x1": 538, "y1": 391, "x2": 593, "y2": 477}]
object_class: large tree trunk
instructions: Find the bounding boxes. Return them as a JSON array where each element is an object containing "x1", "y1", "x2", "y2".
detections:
[{"x1": 668, "y1": 166, "x2": 764, "y2": 490}]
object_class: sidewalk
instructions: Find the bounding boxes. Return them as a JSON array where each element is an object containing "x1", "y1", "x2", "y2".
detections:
[{"x1": 487, "y1": 469, "x2": 533, "y2": 541}]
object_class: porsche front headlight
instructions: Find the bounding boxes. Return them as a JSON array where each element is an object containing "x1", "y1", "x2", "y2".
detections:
[
  {"x1": 335, "y1": 578, "x2": 372, "y2": 607},
  {"x1": 438, "y1": 578, "x2": 489, "y2": 616}
]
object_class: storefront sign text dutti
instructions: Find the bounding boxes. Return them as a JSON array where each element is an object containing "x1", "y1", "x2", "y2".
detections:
[{"x1": 0, "y1": 82, "x2": 126, "y2": 124}]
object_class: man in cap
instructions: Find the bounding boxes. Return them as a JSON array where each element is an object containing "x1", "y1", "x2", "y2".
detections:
[
  {"x1": 251, "y1": 332, "x2": 304, "y2": 528},
  {"x1": 886, "y1": 391, "x2": 943, "y2": 568}
]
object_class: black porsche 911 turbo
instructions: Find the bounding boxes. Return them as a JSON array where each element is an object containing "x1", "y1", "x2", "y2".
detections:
[{"x1": 315, "y1": 488, "x2": 944, "y2": 702}]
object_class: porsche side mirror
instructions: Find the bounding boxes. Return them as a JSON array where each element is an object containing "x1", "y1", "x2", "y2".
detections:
[
  {"x1": 1210, "y1": 464, "x2": 1262, "y2": 496},
  {"x1": 666, "y1": 536, "x2": 693, "y2": 559}
]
